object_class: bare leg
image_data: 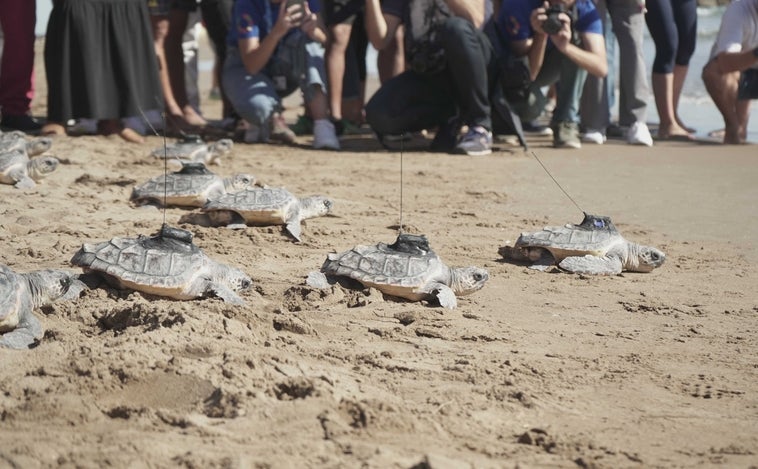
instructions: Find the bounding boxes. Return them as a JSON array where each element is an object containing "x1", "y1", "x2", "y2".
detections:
[
  {"x1": 326, "y1": 23, "x2": 352, "y2": 122},
  {"x1": 737, "y1": 99, "x2": 750, "y2": 143},
  {"x1": 702, "y1": 61, "x2": 742, "y2": 144},
  {"x1": 672, "y1": 64, "x2": 694, "y2": 133},
  {"x1": 151, "y1": 16, "x2": 185, "y2": 125},
  {"x1": 377, "y1": 25, "x2": 404, "y2": 84},
  {"x1": 307, "y1": 85, "x2": 329, "y2": 121},
  {"x1": 166, "y1": 8, "x2": 206, "y2": 128},
  {"x1": 652, "y1": 72, "x2": 689, "y2": 138}
]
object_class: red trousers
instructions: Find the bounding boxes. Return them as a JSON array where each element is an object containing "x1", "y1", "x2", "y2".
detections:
[{"x1": 0, "y1": 0, "x2": 35, "y2": 115}]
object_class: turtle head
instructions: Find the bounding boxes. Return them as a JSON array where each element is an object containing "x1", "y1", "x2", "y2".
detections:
[
  {"x1": 211, "y1": 139, "x2": 234, "y2": 156},
  {"x1": 300, "y1": 196, "x2": 334, "y2": 220},
  {"x1": 27, "y1": 156, "x2": 59, "y2": 181},
  {"x1": 450, "y1": 266, "x2": 489, "y2": 296},
  {"x1": 25, "y1": 269, "x2": 84, "y2": 307},
  {"x1": 223, "y1": 266, "x2": 253, "y2": 293},
  {"x1": 632, "y1": 245, "x2": 666, "y2": 272},
  {"x1": 26, "y1": 137, "x2": 53, "y2": 157},
  {"x1": 225, "y1": 173, "x2": 256, "y2": 192}
]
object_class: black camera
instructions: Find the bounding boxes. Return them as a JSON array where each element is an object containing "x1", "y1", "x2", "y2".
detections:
[{"x1": 542, "y1": 4, "x2": 568, "y2": 35}]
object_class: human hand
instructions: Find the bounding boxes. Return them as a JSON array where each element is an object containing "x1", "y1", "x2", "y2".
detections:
[
  {"x1": 298, "y1": 2, "x2": 319, "y2": 37},
  {"x1": 272, "y1": 0, "x2": 307, "y2": 37}
]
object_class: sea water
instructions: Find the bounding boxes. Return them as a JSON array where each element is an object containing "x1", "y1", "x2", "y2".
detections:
[{"x1": 33, "y1": 2, "x2": 756, "y2": 142}]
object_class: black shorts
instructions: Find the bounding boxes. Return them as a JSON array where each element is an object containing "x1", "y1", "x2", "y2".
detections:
[
  {"x1": 738, "y1": 68, "x2": 758, "y2": 100},
  {"x1": 322, "y1": 0, "x2": 363, "y2": 26}
]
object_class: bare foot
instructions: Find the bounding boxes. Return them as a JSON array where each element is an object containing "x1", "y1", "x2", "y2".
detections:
[
  {"x1": 41, "y1": 122, "x2": 66, "y2": 136},
  {"x1": 656, "y1": 124, "x2": 693, "y2": 140},
  {"x1": 97, "y1": 119, "x2": 145, "y2": 144},
  {"x1": 119, "y1": 127, "x2": 145, "y2": 144},
  {"x1": 183, "y1": 106, "x2": 207, "y2": 127}
]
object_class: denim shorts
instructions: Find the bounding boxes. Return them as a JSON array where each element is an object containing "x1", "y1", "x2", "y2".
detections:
[{"x1": 738, "y1": 68, "x2": 758, "y2": 100}]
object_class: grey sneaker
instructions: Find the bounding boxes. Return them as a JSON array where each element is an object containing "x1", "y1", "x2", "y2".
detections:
[
  {"x1": 552, "y1": 121, "x2": 581, "y2": 149},
  {"x1": 455, "y1": 126, "x2": 492, "y2": 156}
]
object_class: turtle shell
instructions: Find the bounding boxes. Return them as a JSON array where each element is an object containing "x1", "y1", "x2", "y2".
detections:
[
  {"x1": 0, "y1": 265, "x2": 24, "y2": 332},
  {"x1": 320, "y1": 241, "x2": 447, "y2": 301},
  {"x1": 0, "y1": 150, "x2": 28, "y2": 181},
  {"x1": 515, "y1": 214, "x2": 624, "y2": 260},
  {"x1": 203, "y1": 187, "x2": 297, "y2": 224},
  {"x1": 131, "y1": 164, "x2": 223, "y2": 207},
  {"x1": 70, "y1": 227, "x2": 213, "y2": 299}
]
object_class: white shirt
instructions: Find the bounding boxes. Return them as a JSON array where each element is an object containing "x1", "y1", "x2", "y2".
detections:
[{"x1": 709, "y1": 0, "x2": 758, "y2": 69}]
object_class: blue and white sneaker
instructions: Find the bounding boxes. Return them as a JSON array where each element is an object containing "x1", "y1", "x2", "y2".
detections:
[{"x1": 455, "y1": 126, "x2": 492, "y2": 156}]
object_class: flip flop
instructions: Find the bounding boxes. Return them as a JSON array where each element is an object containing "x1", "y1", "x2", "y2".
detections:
[{"x1": 655, "y1": 133, "x2": 696, "y2": 142}]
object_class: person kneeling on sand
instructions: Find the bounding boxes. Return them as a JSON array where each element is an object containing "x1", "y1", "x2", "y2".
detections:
[
  {"x1": 223, "y1": 0, "x2": 340, "y2": 150},
  {"x1": 701, "y1": 0, "x2": 758, "y2": 144}
]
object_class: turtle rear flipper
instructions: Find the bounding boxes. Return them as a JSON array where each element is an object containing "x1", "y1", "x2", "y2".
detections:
[
  {"x1": 559, "y1": 255, "x2": 623, "y2": 275},
  {"x1": 0, "y1": 312, "x2": 42, "y2": 349},
  {"x1": 423, "y1": 282, "x2": 457, "y2": 309}
]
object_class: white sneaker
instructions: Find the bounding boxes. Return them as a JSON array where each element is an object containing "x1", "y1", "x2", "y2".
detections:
[
  {"x1": 627, "y1": 122, "x2": 653, "y2": 146},
  {"x1": 582, "y1": 130, "x2": 606, "y2": 144},
  {"x1": 313, "y1": 119, "x2": 340, "y2": 150}
]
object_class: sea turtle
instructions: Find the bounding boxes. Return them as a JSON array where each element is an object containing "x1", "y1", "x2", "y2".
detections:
[
  {"x1": 150, "y1": 135, "x2": 233, "y2": 166},
  {"x1": 0, "y1": 132, "x2": 53, "y2": 157},
  {"x1": 181, "y1": 187, "x2": 333, "y2": 242},
  {"x1": 70, "y1": 224, "x2": 251, "y2": 304},
  {"x1": 306, "y1": 233, "x2": 489, "y2": 309},
  {"x1": 1, "y1": 264, "x2": 85, "y2": 349},
  {"x1": 130, "y1": 162, "x2": 256, "y2": 208},
  {"x1": 0, "y1": 149, "x2": 59, "y2": 189},
  {"x1": 499, "y1": 213, "x2": 666, "y2": 275}
]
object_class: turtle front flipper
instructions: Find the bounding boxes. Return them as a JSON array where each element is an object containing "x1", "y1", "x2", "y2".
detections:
[
  {"x1": 558, "y1": 255, "x2": 623, "y2": 275},
  {"x1": 421, "y1": 282, "x2": 457, "y2": 309},
  {"x1": 207, "y1": 283, "x2": 245, "y2": 305},
  {"x1": 0, "y1": 311, "x2": 42, "y2": 349},
  {"x1": 11, "y1": 170, "x2": 36, "y2": 189}
]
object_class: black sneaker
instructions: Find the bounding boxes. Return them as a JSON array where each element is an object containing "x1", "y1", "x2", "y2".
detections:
[
  {"x1": 429, "y1": 116, "x2": 462, "y2": 153},
  {"x1": 1, "y1": 113, "x2": 42, "y2": 132}
]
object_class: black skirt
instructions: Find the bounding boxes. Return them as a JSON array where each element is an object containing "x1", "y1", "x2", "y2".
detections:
[{"x1": 44, "y1": 0, "x2": 163, "y2": 122}]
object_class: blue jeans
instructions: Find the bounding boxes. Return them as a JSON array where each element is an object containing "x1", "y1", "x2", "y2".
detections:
[{"x1": 222, "y1": 36, "x2": 327, "y2": 132}]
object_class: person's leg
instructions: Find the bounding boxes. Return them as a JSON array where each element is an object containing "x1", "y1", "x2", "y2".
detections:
[
  {"x1": 149, "y1": 0, "x2": 187, "y2": 130},
  {"x1": 365, "y1": 71, "x2": 452, "y2": 136},
  {"x1": 580, "y1": 0, "x2": 609, "y2": 139},
  {"x1": 166, "y1": 3, "x2": 206, "y2": 127},
  {"x1": 701, "y1": 60, "x2": 741, "y2": 144},
  {"x1": 303, "y1": 41, "x2": 339, "y2": 149},
  {"x1": 199, "y1": 0, "x2": 236, "y2": 120},
  {"x1": 0, "y1": 0, "x2": 39, "y2": 131},
  {"x1": 326, "y1": 23, "x2": 352, "y2": 123},
  {"x1": 439, "y1": 17, "x2": 492, "y2": 131},
  {"x1": 609, "y1": 0, "x2": 649, "y2": 127},
  {"x1": 672, "y1": 0, "x2": 697, "y2": 132},
  {"x1": 377, "y1": 24, "x2": 404, "y2": 84},
  {"x1": 645, "y1": 0, "x2": 688, "y2": 138},
  {"x1": 222, "y1": 50, "x2": 280, "y2": 142}
]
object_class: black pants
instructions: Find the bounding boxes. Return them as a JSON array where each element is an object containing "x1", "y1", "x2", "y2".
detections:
[{"x1": 365, "y1": 16, "x2": 495, "y2": 136}]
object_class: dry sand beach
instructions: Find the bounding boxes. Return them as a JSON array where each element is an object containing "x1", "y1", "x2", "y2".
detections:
[{"x1": 0, "y1": 37, "x2": 756, "y2": 468}]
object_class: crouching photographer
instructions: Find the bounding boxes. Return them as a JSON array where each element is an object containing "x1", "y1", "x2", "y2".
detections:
[{"x1": 492, "y1": 0, "x2": 607, "y2": 149}]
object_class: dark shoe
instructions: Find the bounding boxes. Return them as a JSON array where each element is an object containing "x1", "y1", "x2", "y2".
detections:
[
  {"x1": 552, "y1": 121, "x2": 581, "y2": 149},
  {"x1": 455, "y1": 125, "x2": 493, "y2": 156},
  {"x1": 290, "y1": 114, "x2": 313, "y2": 136},
  {"x1": 1, "y1": 113, "x2": 42, "y2": 132},
  {"x1": 429, "y1": 116, "x2": 462, "y2": 153}
]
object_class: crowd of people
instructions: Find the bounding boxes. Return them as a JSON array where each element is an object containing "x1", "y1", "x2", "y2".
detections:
[{"x1": 0, "y1": 0, "x2": 757, "y2": 151}]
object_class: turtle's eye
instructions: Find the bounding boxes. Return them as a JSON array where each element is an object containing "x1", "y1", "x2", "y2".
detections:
[
  {"x1": 473, "y1": 273, "x2": 484, "y2": 281},
  {"x1": 239, "y1": 278, "x2": 252, "y2": 290},
  {"x1": 59, "y1": 277, "x2": 71, "y2": 290}
]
